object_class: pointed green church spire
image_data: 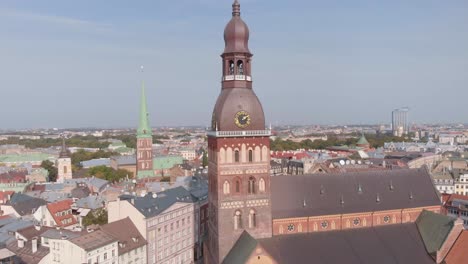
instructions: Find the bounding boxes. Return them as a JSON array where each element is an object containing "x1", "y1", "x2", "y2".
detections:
[{"x1": 137, "y1": 81, "x2": 152, "y2": 138}]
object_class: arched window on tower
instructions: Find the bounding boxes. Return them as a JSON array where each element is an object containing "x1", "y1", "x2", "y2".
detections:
[
  {"x1": 63, "y1": 166, "x2": 67, "y2": 174},
  {"x1": 229, "y1": 60, "x2": 235, "y2": 75},
  {"x1": 235, "y1": 178, "x2": 241, "y2": 193},
  {"x1": 223, "y1": 181, "x2": 230, "y2": 195},
  {"x1": 234, "y1": 211, "x2": 242, "y2": 230},
  {"x1": 248, "y1": 149, "x2": 253, "y2": 162},
  {"x1": 259, "y1": 178, "x2": 266, "y2": 192},
  {"x1": 249, "y1": 209, "x2": 256, "y2": 228},
  {"x1": 234, "y1": 150, "x2": 240, "y2": 163},
  {"x1": 237, "y1": 60, "x2": 244, "y2": 75},
  {"x1": 248, "y1": 176, "x2": 256, "y2": 194}
]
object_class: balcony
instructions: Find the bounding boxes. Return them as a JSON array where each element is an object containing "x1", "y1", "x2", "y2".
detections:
[
  {"x1": 207, "y1": 130, "x2": 271, "y2": 138},
  {"x1": 223, "y1": 75, "x2": 252, "y2": 81}
]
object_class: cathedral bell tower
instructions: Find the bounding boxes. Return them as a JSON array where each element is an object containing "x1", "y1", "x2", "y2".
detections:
[{"x1": 206, "y1": 1, "x2": 272, "y2": 263}]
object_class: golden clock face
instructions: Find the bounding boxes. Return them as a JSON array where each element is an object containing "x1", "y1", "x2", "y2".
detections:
[{"x1": 234, "y1": 111, "x2": 251, "y2": 128}]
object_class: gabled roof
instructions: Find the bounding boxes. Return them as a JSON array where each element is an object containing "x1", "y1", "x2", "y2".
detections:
[
  {"x1": 70, "y1": 230, "x2": 117, "y2": 251},
  {"x1": 445, "y1": 230, "x2": 468, "y2": 264},
  {"x1": 271, "y1": 168, "x2": 440, "y2": 219},
  {"x1": 46, "y1": 199, "x2": 76, "y2": 227},
  {"x1": 75, "y1": 195, "x2": 104, "y2": 210},
  {"x1": 16, "y1": 225, "x2": 52, "y2": 240},
  {"x1": 259, "y1": 223, "x2": 434, "y2": 264},
  {"x1": 120, "y1": 186, "x2": 194, "y2": 218},
  {"x1": 9, "y1": 194, "x2": 47, "y2": 216},
  {"x1": 223, "y1": 231, "x2": 258, "y2": 264},
  {"x1": 100, "y1": 218, "x2": 147, "y2": 256},
  {"x1": 416, "y1": 210, "x2": 455, "y2": 255}
]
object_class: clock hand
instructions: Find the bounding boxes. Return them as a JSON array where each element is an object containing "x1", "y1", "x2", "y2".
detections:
[{"x1": 242, "y1": 116, "x2": 248, "y2": 121}]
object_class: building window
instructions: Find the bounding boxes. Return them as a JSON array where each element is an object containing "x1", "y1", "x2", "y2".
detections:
[
  {"x1": 104, "y1": 253, "x2": 107, "y2": 260},
  {"x1": 234, "y1": 150, "x2": 240, "y2": 163},
  {"x1": 383, "y1": 215, "x2": 390, "y2": 223},
  {"x1": 234, "y1": 211, "x2": 242, "y2": 230},
  {"x1": 259, "y1": 178, "x2": 266, "y2": 192},
  {"x1": 248, "y1": 149, "x2": 253, "y2": 162},
  {"x1": 321, "y1": 221, "x2": 328, "y2": 229},
  {"x1": 229, "y1": 60, "x2": 234, "y2": 75},
  {"x1": 249, "y1": 209, "x2": 256, "y2": 228},
  {"x1": 223, "y1": 181, "x2": 230, "y2": 195},
  {"x1": 353, "y1": 218, "x2": 361, "y2": 226},
  {"x1": 248, "y1": 177, "x2": 256, "y2": 194},
  {"x1": 235, "y1": 179, "x2": 241, "y2": 193},
  {"x1": 237, "y1": 60, "x2": 244, "y2": 75}
]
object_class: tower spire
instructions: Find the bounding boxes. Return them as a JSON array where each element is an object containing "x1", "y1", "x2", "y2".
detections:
[
  {"x1": 232, "y1": 0, "x2": 240, "y2": 17},
  {"x1": 59, "y1": 135, "x2": 69, "y2": 158},
  {"x1": 137, "y1": 79, "x2": 152, "y2": 138}
]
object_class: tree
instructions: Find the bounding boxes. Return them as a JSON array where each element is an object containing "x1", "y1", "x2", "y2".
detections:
[
  {"x1": 82, "y1": 208, "x2": 108, "y2": 226},
  {"x1": 87, "y1": 165, "x2": 129, "y2": 182},
  {"x1": 41, "y1": 160, "x2": 58, "y2": 182}
]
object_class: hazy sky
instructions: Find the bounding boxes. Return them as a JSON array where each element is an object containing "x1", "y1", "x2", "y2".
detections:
[{"x1": 1, "y1": 0, "x2": 467, "y2": 129}]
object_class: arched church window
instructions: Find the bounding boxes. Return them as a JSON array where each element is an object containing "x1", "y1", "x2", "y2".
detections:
[
  {"x1": 234, "y1": 150, "x2": 240, "y2": 163},
  {"x1": 248, "y1": 149, "x2": 253, "y2": 162},
  {"x1": 235, "y1": 179, "x2": 241, "y2": 193},
  {"x1": 237, "y1": 60, "x2": 244, "y2": 75},
  {"x1": 223, "y1": 181, "x2": 230, "y2": 195},
  {"x1": 248, "y1": 176, "x2": 256, "y2": 194},
  {"x1": 63, "y1": 166, "x2": 67, "y2": 174},
  {"x1": 229, "y1": 60, "x2": 235, "y2": 75},
  {"x1": 262, "y1": 146, "x2": 268, "y2": 161},
  {"x1": 249, "y1": 209, "x2": 256, "y2": 228},
  {"x1": 259, "y1": 178, "x2": 266, "y2": 192},
  {"x1": 234, "y1": 211, "x2": 242, "y2": 230}
]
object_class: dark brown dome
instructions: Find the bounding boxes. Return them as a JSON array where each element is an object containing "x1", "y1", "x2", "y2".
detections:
[
  {"x1": 223, "y1": 0, "x2": 250, "y2": 54},
  {"x1": 212, "y1": 88, "x2": 265, "y2": 131}
]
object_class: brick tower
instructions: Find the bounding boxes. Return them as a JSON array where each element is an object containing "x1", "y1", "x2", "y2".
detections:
[
  {"x1": 206, "y1": 1, "x2": 272, "y2": 263},
  {"x1": 136, "y1": 82, "x2": 154, "y2": 179}
]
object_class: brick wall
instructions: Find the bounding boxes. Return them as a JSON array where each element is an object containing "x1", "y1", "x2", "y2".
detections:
[{"x1": 272, "y1": 206, "x2": 441, "y2": 236}]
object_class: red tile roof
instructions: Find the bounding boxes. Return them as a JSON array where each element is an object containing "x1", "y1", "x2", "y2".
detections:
[
  {"x1": 46, "y1": 199, "x2": 76, "y2": 227},
  {"x1": 0, "y1": 191, "x2": 14, "y2": 203},
  {"x1": 446, "y1": 194, "x2": 468, "y2": 203},
  {"x1": 445, "y1": 230, "x2": 468, "y2": 264}
]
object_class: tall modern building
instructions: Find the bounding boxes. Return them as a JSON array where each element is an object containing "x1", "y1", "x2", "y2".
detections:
[
  {"x1": 136, "y1": 82, "x2": 154, "y2": 178},
  {"x1": 392, "y1": 107, "x2": 409, "y2": 137}
]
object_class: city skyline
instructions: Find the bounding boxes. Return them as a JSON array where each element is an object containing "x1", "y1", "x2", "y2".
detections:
[{"x1": 1, "y1": 0, "x2": 467, "y2": 129}]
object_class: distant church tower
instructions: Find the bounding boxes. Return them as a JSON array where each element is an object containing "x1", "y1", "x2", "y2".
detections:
[
  {"x1": 56, "y1": 136, "x2": 72, "y2": 182},
  {"x1": 136, "y1": 82, "x2": 154, "y2": 178},
  {"x1": 206, "y1": 1, "x2": 272, "y2": 263}
]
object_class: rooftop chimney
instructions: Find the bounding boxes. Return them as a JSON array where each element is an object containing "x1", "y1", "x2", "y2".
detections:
[
  {"x1": 32, "y1": 237, "x2": 38, "y2": 253},
  {"x1": 18, "y1": 239, "x2": 24, "y2": 248}
]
